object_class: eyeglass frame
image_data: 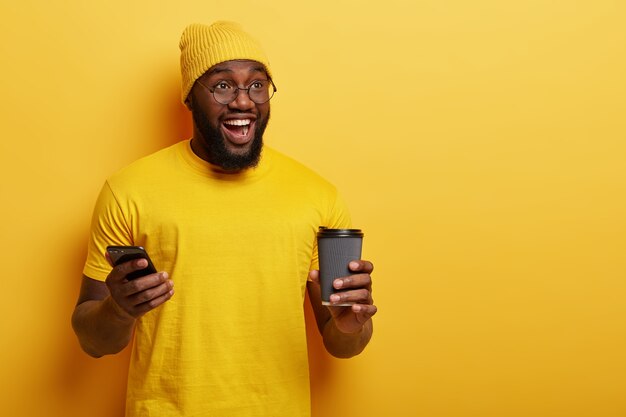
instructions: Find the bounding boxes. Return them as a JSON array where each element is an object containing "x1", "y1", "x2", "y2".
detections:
[{"x1": 195, "y1": 77, "x2": 278, "y2": 105}]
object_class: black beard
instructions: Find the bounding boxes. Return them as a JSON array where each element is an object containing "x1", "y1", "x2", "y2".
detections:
[{"x1": 191, "y1": 96, "x2": 269, "y2": 171}]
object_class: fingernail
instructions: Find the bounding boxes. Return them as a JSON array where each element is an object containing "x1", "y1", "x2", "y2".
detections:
[
  {"x1": 353, "y1": 305, "x2": 362, "y2": 312},
  {"x1": 161, "y1": 272, "x2": 169, "y2": 280},
  {"x1": 334, "y1": 279, "x2": 343, "y2": 289},
  {"x1": 349, "y1": 261, "x2": 359, "y2": 270},
  {"x1": 330, "y1": 294, "x2": 340, "y2": 303}
]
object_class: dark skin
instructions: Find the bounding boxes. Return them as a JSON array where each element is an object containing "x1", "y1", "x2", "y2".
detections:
[
  {"x1": 71, "y1": 60, "x2": 377, "y2": 358},
  {"x1": 71, "y1": 257, "x2": 173, "y2": 357},
  {"x1": 307, "y1": 261, "x2": 376, "y2": 358}
]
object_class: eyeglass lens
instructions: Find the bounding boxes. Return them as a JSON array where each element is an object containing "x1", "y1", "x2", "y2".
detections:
[{"x1": 213, "y1": 82, "x2": 274, "y2": 105}]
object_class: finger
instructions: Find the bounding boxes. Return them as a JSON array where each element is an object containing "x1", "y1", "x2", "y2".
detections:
[
  {"x1": 133, "y1": 287, "x2": 175, "y2": 315},
  {"x1": 348, "y1": 260, "x2": 374, "y2": 273},
  {"x1": 109, "y1": 258, "x2": 149, "y2": 283},
  {"x1": 128, "y1": 279, "x2": 174, "y2": 306},
  {"x1": 333, "y1": 273, "x2": 372, "y2": 290},
  {"x1": 351, "y1": 303, "x2": 378, "y2": 320},
  {"x1": 105, "y1": 251, "x2": 113, "y2": 267},
  {"x1": 308, "y1": 269, "x2": 320, "y2": 284},
  {"x1": 109, "y1": 279, "x2": 173, "y2": 318},
  {"x1": 329, "y1": 289, "x2": 371, "y2": 305},
  {"x1": 122, "y1": 272, "x2": 170, "y2": 297}
]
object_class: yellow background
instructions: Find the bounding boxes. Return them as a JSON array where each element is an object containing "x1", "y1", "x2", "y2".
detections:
[{"x1": 1, "y1": 1, "x2": 625, "y2": 416}]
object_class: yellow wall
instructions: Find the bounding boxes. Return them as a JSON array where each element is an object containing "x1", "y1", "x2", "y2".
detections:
[{"x1": 1, "y1": 1, "x2": 625, "y2": 416}]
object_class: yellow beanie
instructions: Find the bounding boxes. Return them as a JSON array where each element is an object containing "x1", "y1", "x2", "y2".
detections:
[{"x1": 179, "y1": 21, "x2": 271, "y2": 103}]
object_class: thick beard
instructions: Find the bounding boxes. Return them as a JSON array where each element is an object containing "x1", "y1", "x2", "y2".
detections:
[{"x1": 191, "y1": 96, "x2": 269, "y2": 171}]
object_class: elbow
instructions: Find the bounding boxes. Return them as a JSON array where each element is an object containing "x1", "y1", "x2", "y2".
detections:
[
  {"x1": 71, "y1": 305, "x2": 120, "y2": 358},
  {"x1": 323, "y1": 328, "x2": 367, "y2": 358},
  {"x1": 81, "y1": 343, "x2": 105, "y2": 359},
  {"x1": 323, "y1": 338, "x2": 365, "y2": 359},
  {"x1": 73, "y1": 332, "x2": 121, "y2": 359},
  {"x1": 322, "y1": 321, "x2": 373, "y2": 359},
  {"x1": 79, "y1": 339, "x2": 126, "y2": 358},
  {"x1": 71, "y1": 309, "x2": 101, "y2": 358}
]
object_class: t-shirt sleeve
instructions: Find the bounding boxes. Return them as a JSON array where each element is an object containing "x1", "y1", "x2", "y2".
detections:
[
  {"x1": 310, "y1": 188, "x2": 352, "y2": 271},
  {"x1": 83, "y1": 181, "x2": 133, "y2": 281}
]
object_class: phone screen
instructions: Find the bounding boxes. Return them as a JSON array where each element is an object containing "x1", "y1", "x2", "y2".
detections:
[{"x1": 106, "y1": 246, "x2": 157, "y2": 280}]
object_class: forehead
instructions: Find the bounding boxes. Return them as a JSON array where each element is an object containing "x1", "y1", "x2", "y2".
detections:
[{"x1": 203, "y1": 60, "x2": 268, "y2": 79}]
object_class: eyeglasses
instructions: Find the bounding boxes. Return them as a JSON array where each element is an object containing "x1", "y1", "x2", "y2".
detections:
[{"x1": 196, "y1": 78, "x2": 277, "y2": 105}]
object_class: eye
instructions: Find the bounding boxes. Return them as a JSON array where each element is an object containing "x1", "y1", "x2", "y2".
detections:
[
  {"x1": 250, "y1": 81, "x2": 265, "y2": 90},
  {"x1": 214, "y1": 81, "x2": 233, "y2": 90}
]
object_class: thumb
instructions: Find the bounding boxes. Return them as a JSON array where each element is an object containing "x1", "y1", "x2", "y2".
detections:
[
  {"x1": 308, "y1": 269, "x2": 320, "y2": 285},
  {"x1": 105, "y1": 251, "x2": 114, "y2": 267}
]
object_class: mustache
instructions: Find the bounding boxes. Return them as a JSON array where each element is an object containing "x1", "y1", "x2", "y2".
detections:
[{"x1": 190, "y1": 96, "x2": 269, "y2": 171}]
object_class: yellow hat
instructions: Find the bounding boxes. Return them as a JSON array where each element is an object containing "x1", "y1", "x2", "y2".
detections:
[{"x1": 179, "y1": 21, "x2": 271, "y2": 103}]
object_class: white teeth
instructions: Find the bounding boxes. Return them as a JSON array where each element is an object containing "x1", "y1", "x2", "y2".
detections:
[
  {"x1": 223, "y1": 119, "x2": 251, "y2": 126},
  {"x1": 242, "y1": 125, "x2": 249, "y2": 135}
]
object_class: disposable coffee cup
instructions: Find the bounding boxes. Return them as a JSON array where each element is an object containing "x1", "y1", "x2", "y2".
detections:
[{"x1": 317, "y1": 227, "x2": 364, "y2": 306}]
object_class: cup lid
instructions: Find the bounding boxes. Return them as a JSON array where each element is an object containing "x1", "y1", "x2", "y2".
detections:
[{"x1": 317, "y1": 226, "x2": 364, "y2": 238}]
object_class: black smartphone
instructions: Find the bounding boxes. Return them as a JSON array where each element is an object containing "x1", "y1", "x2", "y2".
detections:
[{"x1": 106, "y1": 245, "x2": 157, "y2": 280}]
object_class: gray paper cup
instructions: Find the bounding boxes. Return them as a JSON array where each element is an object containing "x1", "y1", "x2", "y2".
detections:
[{"x1": 317, "y1": 227, "x2": 364, "y2": 306}]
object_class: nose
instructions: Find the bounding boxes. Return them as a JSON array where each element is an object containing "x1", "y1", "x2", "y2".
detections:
[{"x1": 228, "y1": 87, "x2": 255, "y2": 111}]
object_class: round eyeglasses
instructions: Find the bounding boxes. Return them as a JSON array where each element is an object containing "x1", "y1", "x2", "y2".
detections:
[{"x1": 196, "y1": 78, "x2": 277, "y2": 105}]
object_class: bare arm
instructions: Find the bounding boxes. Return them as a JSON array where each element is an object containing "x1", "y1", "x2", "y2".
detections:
[
  {"x1": 307, "y1": 260, "x2": 377, "y2": 358},
  {"x1": 71, "y1": 258, "x2": 174, "y2": 358}
]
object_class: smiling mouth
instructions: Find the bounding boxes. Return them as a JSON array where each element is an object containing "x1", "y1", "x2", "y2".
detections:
[{"x1": 223, "y1": 119, "x2": 251, "y2": 137}]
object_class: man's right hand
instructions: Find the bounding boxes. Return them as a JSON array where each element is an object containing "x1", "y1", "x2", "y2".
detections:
[
  {"x1": 72, "y1": 257, "x2": 174, "y2": 357},
  {"x1": 105, "y1": 256, "x2": 174, "y2": 319}
]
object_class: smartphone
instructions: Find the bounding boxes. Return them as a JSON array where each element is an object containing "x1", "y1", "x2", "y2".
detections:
[{"x1": 106, "y1": 245, "x2": 157, "y2": 280}]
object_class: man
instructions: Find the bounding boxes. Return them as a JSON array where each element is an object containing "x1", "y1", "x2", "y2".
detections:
[{"x1": 72, "y1": 21, "x2": 377, "y2": 417}]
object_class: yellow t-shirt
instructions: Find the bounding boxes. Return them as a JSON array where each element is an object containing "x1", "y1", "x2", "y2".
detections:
[{"x1": 83, "y1": 140, "x2": 351, "y2": 417}]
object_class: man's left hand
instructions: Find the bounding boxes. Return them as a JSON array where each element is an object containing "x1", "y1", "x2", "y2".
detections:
[{"x1": 308, "y1": 260, "x2": 377, "y2": 334}]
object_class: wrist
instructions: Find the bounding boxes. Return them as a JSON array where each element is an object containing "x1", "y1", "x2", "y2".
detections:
[
  {"x1": 104, "y1": 296, "x2": 136, "y2": 324},
  {"x1": 323, "y1": 319, "x2": 371, "y2": 359},
  {"x1": 331, "y1": 316, "x2": 366, "y2": 335}
]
